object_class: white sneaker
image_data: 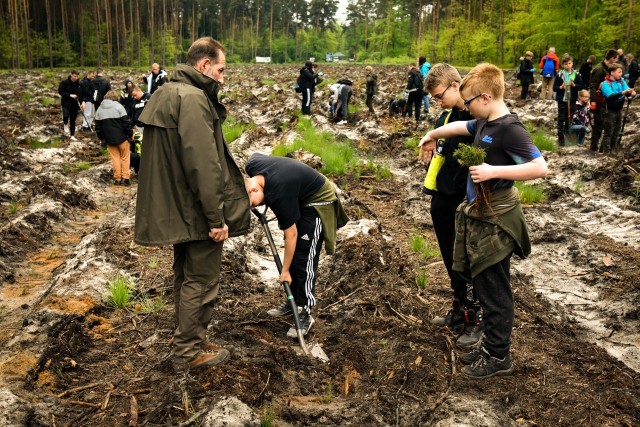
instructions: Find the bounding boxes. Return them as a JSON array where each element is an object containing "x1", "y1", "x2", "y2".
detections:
[
  {"x1": 70, "y1": 135, "x2": 78, "y2": 141},
  {"x1": 337, "y1": 120, "x2": 347, "y2": 125},
  {"x1": 63, "y1": 124, "x2": 69, "y2": 135}
]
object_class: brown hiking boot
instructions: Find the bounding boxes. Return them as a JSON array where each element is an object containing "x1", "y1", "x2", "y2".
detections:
[{"x1": 173, "y1": 348, "x2": 230, "y2": 373}]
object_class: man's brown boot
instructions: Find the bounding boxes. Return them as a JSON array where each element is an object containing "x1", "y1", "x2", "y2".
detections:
[{"x1": 186, "y1": 348, "x2": 230, "y2": 370}]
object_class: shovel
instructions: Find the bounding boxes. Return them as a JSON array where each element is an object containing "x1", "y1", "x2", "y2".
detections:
[
  {"x1": 616, "y1": 95, "x2": 635, "y2": 149},
  {"x1": 251, "y1": 207, "x2": 329, "y2": 363}
]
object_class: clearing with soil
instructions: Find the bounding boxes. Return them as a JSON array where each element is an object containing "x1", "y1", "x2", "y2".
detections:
[{"x1": 0, "y1": 65, "x2": 639, "y2": 426}]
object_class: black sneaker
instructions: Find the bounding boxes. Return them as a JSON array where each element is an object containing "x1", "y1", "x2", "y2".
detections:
[
  {"x1": 459, "y1": 346, "x2": 486, "y2": 365},
  {"x1": 456, "y1": 323, "x2": 484, "y2": 349},
  {"x1": 122, "y1": 179, "x2": 131, "y2": 186},
  {"x1": 267, "y1": 301, "x2": 294, "y2": 317},
  {"x1": 287, "y1": 312, "x2": 315, "y2": 338},
  {"x1": 113, "y1": 179, "x2": 122, "y2": 186},
  {"x1": 432, "y1": 309, "x2": 465, "y2": 333},
  {"x1": 461, "y1": 350, "x2": 514, "y2": 379}
]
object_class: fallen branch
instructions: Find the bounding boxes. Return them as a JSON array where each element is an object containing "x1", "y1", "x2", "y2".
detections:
[
  {"x1": 57, "y1": 383, "x2": 100, "y2": 398},
  {"x1": 129, "y1": 394, "x2": 139, "y2": 426},
  {"x1": 324, "y1": 287, "x2": 363, "y2": 310},
  {"x1": 256, "y1": 371, "x2": 271, "y2": 401},
  {"x1": 177, "y1": 409, "x2": 209, "y2": 427},
  {"x1": 386, "y1": 303, "x2": 422, "y2": 324},
  {"x1": 64, "y1": 400, "x2": 100, "y2": 408}
]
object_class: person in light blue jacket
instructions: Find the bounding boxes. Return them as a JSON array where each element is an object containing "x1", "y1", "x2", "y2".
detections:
[
  {"x1": 419, "y1": 56, "x2": 431, "y2": 113},
  {"x1": 600, "y1": 62, "x2": 636, "y2": 152}
]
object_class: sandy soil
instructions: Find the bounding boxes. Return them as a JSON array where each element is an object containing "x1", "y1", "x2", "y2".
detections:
[{"x1": 0, "y1": 65, "x2": 639, "y2": 426}]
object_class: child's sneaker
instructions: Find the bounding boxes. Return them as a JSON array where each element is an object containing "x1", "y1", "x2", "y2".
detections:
[
  {"x1": 63, "y1": 124, "x2": 70, "y2": 135},
  {"x1": 122, "y1": 179, "x2": 131, "y2": 186},
  {"x1": 267, "y1": 301, "x2": 294, "y2": 317},
  {"x1": 461, "y1": 349, "x2": 513, "y2": 379},
  {"x1": 337, "y1": 120, "x2": 347, "y2": 125},
  {"x1": 70, "y1": 135, "x2": 78, "y2": 142},
  {"x1": 287, "y1": 312, "x2": 315, "y2": 338}
]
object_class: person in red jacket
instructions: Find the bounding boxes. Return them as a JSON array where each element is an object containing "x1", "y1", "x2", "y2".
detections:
[{"x1": 539, "y1": 47, "x2": 560, "y2": 100}]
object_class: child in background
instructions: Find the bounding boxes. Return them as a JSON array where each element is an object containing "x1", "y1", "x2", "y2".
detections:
[
  {"x1": 419, "y1": 63, "x2": 548, "y2": 379},
  {"x1": 569, "y1": 89, "x2": 592, "y2": 146},
  {"x1": 600, "y1": 62, "x2": 637, "y2": 152},
  {"x1": 553, "y1": 56, "x2": 584, "y2": 147}
]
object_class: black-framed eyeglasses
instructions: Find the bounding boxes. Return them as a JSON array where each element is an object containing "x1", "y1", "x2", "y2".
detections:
[
  {"x1": 463, "y1": 93, "x2": 483, "y2": 108},
  {"x1": 432, "y1": 83, "x2": 452, "y2": 101}
]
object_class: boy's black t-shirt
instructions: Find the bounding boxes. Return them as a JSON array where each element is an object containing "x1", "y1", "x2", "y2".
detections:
[
  {"x1": 245, "y1": 153, "x2": 326, "y2": 230},
  {"x1": 435, "y1": 107, "x2": 474, "y2": 197},
  {"x1": 465, "y1": 114, "x2": 542, "y2": 202}
]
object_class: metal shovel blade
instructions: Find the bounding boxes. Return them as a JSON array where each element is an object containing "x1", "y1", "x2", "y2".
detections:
[{"x1": 292, "y1": 342, "x2": 329, "y2": 363}]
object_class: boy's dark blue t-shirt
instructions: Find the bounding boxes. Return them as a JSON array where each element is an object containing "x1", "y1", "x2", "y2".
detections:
[
  {"x1": 245, "y1": 153, "x2": 326, "y2": 230},
  {"x1": 465, "y1": 114, "x2": 542, "y2": 202}
]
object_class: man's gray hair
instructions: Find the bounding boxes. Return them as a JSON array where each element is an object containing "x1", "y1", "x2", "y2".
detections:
[{"x1": 186, "y1": 37, "x2": 225, "y2": 66}]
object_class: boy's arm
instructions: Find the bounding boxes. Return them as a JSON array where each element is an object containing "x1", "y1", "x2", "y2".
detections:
[
  {"x1": 469, "y1": 157, "x2": 548, "y2": 184},
  {"x1": 418, "y1": 121, "x2": 471, "y2": 163},
  {"x1": 280, "y1": 224, "x2": 298, "y2": 284}
]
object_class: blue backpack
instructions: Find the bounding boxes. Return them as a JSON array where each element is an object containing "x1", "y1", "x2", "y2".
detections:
[{"x1": 542, "y1": 56, "x2": 556, "y2": 77}]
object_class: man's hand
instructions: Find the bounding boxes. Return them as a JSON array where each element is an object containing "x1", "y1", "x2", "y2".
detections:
[
  {"x1": 80, "y1": 102, "x2": 86, "y2": 110},
  {"x1": 209, "y1": 224, "x2": 229, "y2": 242},
  {"x1": 469, "y1": 163, "x2": 493, "y2": 183},
  {"x1": 70, "y1": 94, "x2": 77, "y2": 99},
  {"x1": 418, "y1": 132, "x2": 436, "y2": 164}
]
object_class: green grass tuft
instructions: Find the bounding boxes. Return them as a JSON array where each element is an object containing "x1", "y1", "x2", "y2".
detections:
[
  {"x1": 415, "y1": 270, "x2": 428, "y2": 289},
  {"x1": 106, "y1": 275, "x2": 133, "y2": 309},
  {"x1": 273, "y1": 116, "x2": 356, "y2": 176},
  {"x1": 514, "y1": 181, "x2": 546, "y2": 204},
  {"x1": 223, "y1": 115, "x2": 254, "y2": 143},
  {"x1": 409, "y1": 234, "x2": 441, "y2": 260},
  {"x1": 41, "y1": 97, "x2": 56, "y2": 107}
]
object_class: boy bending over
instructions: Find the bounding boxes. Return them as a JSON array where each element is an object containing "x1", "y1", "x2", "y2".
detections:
[
  {"x1": 419, "y1": 63, "x2": 548, "y2": 379},
  {"x1": 245, "y1": 154, "x2": 349, "y2": 338}
]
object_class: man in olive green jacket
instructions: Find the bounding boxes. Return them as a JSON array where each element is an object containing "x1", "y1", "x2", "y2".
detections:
[{"x1": 134, "y1": 37, "x2": 250, "y2": 373}]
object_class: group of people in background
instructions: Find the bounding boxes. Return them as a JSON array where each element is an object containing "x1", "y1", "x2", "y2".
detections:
[
  {"x1": 512, "y1": 47, "x2": 638, "y2": 153},
  {"x1": 59, "y1": 63, "x2": 163, "y2": 185}
]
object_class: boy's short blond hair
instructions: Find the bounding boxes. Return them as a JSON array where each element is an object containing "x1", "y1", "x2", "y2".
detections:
[
  {"x1": 460, "y1": 63, "x2": 505, "y2": 100},
  {"x1": 424, "y1": 63, "x2": 461, "y2": 91},
  {"x1": 578, "y1": 89, "x2": 589, "y2": 97}
]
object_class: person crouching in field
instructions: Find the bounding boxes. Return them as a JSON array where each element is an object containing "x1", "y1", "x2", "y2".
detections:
[
  {"x1": 95, "y1": 90, "x2": 134, "y2": 186},
  {"x1": 419, "y1": 63, "x2": 548, "y2": 379}
]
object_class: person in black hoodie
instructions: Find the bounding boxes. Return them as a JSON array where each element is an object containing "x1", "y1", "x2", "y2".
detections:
[
  {"x1": 58, "y1": 70, "x2": 85, "y2": 141},
  {"x1": 299, "y1": 61, "x2": 322, "y2": 115},
  {"x1": 421, "y1": 63, "x2": 481, "y2": 349},
  {"x1": 518, "y1": 51, "x2": 535, "y2": 100},
  {"x1": 406, "y1": 63, "x2": 424, "y2": 122},
  {"x1": 90, "y1": 68, "x2": 112, "y2": 111},
  {"x1": 95, "y1": 90, "x2": 134, "y2": 185}
]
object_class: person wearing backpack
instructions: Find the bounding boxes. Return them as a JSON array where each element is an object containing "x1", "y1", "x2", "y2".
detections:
[
  {"x1": 539, "y1": 47, "x2": 560, "y2": 100},
  {"x1": 406, "y1": 62, "x2": 424, "y2": 122},
  {"x1": 553, "y1": 56, "x2": 584, "y2": 146},
  {"x1": 365, "y1": 66, "x2": 377, "y2": 114},
  {"x1": 600, "y1": 63, "x2": 636, "y2": 153},
  {"x1": 330, "y1": 79, "x2": 353, "y2": 125},
  {"x1": 588, "y1": 49, "x2": 619, "y2": 152},
  {"x1": 519, "y1": 51, "x2": 535, "y2": 100}
]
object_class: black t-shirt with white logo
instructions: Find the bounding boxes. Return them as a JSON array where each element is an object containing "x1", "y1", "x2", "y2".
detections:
[{"x1": 245, "y1": 153, "x2": 325, "y2": 230}]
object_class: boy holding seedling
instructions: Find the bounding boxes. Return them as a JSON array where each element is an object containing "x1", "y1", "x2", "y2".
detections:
[
  {"x1": 245, "y1": 153, "x2": 348, "y2": 339},
  {"x1": 418, "y1": 63, "x2": 548, "y2": 379},
  {"x1": 422, "y1": 63, "x2": 482, "y2": 349}
]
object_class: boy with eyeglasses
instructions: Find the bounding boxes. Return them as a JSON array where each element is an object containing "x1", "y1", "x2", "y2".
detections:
[
  {"x1": 421, "y1": 64, "x2": 482, "y2": 350},
  {"x1": 418, "y1": 63, "x2": 548, "y2": 379}
]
